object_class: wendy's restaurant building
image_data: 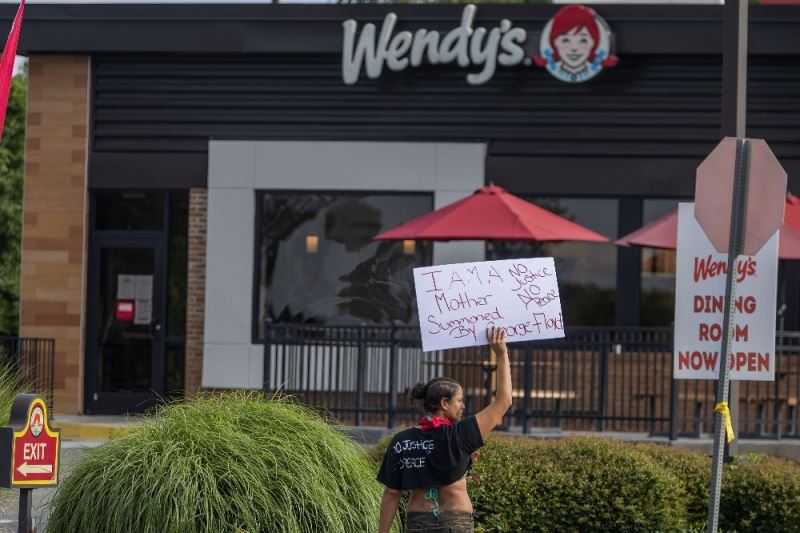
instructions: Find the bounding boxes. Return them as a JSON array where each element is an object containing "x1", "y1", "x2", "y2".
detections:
[{"x1": 7, "y1": 1, "x2": 800, "y2": 436}]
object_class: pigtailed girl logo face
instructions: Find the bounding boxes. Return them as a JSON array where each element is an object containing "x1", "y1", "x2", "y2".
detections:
[
  {"x1": 535, "y1": 5, "x2": 618, "y2": 83},
  {"x1": 31, "y1": 406, "x2": 44, "y2": 437}
]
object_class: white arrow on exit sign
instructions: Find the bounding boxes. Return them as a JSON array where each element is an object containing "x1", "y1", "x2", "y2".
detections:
[{"x1": 16, "y1": 462, "x2": 53, "y2": 477}]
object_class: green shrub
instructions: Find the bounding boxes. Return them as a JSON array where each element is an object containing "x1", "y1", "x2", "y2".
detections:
[
  {"x1": 720, "y1": 453, "x2": 800, "y2": 532},
  {"x1": 47, "y1": 393, "x2": 396, "y2": 533},
  {"x1": 635, "y1": 443, "x2": 710, "y2": 528},
  {"x1": 373, "y1": 435, "x2": 688, "y2": 532},
  {"x1": 373, "y1": 434, "x2": 800, "y2": 533},
  {"x1": 469, "y1": 436, "x2": 687, "y2": 532}
]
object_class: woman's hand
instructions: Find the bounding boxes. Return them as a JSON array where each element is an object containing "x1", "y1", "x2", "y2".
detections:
[{"x1": 488, "y1": 326, "x2": 508, "y2": 358}]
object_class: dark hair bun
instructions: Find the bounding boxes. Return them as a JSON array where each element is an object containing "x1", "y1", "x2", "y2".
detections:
[{"x1": 409, "y1": 382, "x2": 427, "y2": 401}]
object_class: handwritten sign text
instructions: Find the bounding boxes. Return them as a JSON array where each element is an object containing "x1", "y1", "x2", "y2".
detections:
[{"x1": 414, "y1": 258, "x2": 565, "y2": 352}]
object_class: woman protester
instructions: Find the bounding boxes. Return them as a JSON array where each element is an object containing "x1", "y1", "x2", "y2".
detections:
[{"x1": 377, "y1": 326, "x2": 512, "y2": 533}]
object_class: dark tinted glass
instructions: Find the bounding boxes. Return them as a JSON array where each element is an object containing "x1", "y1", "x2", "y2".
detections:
[
  {"x1": 640, "y1": 199, "x2": 679, "y2": 326},
  {"x1": 488, "y1": 198, "x2": 618, "y2": 326},
  {"x1": 165, "y1": 344, "x2": 185, "y2": 398},
  {"x1": 256, "y1": 192, "x2": 433, "y2": 337},
  {"x1": 167, "y1": 192, "x2": 188, "y2": 337},
  {"x1": 95, "y1": 192, "x2": 164, "y2": 231},
  {"x1": 98, "y1": 247, "x2": 154, "y2": 393}
]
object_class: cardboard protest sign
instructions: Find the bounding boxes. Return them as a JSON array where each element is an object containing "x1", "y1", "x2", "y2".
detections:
[
  {"x1": 673, "y1": 203, "x2": 778, "y2": 381},
  {"x1": 413, "y1": 258, "x2": 565, "y2": 352}
]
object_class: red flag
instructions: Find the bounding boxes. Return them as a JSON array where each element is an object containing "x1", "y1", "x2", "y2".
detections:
[{"x1": 0, "y1": 0, "x2": 25, "y2": 141}]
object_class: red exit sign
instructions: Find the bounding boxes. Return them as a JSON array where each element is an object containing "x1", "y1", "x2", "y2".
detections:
[{"x1": 0, "y1": 394, "x2": 60, "y2": 488}]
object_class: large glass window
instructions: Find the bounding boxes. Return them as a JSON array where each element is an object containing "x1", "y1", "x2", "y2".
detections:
[
  {"x1": 255, "y1": 192, "x2": 433, "y2": 338},
  {"x1": 488, "y1": 198, "x2": 618, "y2": 326},
  {"x1": 640, "y1": 199, "x2": 680, "y2": 327}
]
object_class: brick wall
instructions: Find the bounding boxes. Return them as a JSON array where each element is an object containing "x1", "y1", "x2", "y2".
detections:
[
  {"x1": 184, "y1": 188, "x2": 207, "y2": 397},
  {"x1": 19, "y1": 55, "x2": 91, "y2": 415}
]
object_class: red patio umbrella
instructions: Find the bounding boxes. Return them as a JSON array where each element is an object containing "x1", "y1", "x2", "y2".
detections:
[
  {"x1": 615, "y1": 194, "x2": 800, "y2": 259},
  {"x1": 373, "y1": 185, "x2": 609, "y2": 242}
]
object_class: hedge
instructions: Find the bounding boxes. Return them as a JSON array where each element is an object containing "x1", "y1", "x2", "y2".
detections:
[{"x1": 372, "y1": 434, "x2": 800, "y2": 532}]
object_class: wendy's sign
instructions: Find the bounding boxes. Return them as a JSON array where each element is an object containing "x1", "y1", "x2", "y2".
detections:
[
  {"x1": 534, "y1": 4, "x2": 618, "y2": 83},
  {"x1": 342, "y1": 4, "x2": 617, "y2": 86},
  {"x1": 673, "y1": 203, "x2": 778, "y2": 381}
]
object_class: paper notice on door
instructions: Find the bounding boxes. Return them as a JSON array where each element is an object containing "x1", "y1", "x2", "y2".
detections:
[
  {"x1": 117, "y1": 275, "x2": 136, "y2": 300},
  {"x1": 133, "y1": 275, "x2": 154, "y2": 325},
  {"x1": 134, "y1": 298, "x2": 152, "y2": 325},
  {"x1": 135, "y1": 275, "x2": 153, "y2": 300}
]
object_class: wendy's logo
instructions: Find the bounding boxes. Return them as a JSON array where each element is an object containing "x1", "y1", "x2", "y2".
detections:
[{"x1": 534, "y1": 5, "x2": 618, "y2": 83}]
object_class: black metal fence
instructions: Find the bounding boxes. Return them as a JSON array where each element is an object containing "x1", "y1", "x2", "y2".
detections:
[
  {"x1": 263, "y1": 323, "x2": 800, "y2": 439},
  {"x1": 0, "y1": 336, "x2": 56, "y2": 411}
]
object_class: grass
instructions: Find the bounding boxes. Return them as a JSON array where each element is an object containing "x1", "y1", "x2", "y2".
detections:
[
  {"x1": 0, "y1": 358, "x2": 21, "y2": 426},
  {"x1": 0, "y1": 355, "x2": 26, "y2": 514},
  {"x1": 46, "y1": 392, "x2": 395, "y2": 533}
]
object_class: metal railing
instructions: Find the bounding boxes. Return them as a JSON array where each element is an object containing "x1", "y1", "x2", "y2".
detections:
[
  {"x1": 0, "y1": 336, "x2": 55, "y2": 411},
  {"x1": 263, "y1": 322, "x2": 800, "y2": 439}
]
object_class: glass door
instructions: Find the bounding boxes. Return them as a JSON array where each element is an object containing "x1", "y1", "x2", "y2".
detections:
[{"x1": 85, "y1": 234, "x2": 165, "y2": 414}]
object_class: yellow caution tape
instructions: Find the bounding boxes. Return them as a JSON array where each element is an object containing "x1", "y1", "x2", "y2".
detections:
[{"x1": 714, "y1": 401, "x2": 736, "y2": 444}]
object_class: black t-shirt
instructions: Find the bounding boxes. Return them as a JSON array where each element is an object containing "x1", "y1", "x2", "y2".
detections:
[{"x1": 376, "y1": 416, "x2": 484, "y2": 491}]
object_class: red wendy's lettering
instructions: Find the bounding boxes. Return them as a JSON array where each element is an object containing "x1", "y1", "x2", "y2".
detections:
[
  {"x1": 693, "y1": 255, "x2": 756, "y2": 283},
  {"x1": 692, "y1": 294, "x2": 756, "y2": 314},
  {"x1": 677, "y1": 351, "x2": 770, "y2": 372},
  {"x1": 698, "y1": 323, "x2": 748, "y2": 342},
  {"x1": 677, "y1": 350, "x2": 719, "y2": 371}
]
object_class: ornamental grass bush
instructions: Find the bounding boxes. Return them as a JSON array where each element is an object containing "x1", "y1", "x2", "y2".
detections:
[
  {"x1": 0, "y1": 357, "x2": 22, "y2": 426},
  {"x1": 47, "y1": 393, "x2": 396, "y2": 533},
  {"x1": 372, "y1": 434, "x2": 800, "y2": 532}
]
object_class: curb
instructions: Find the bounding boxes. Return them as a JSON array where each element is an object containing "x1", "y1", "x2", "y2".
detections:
[{"x1": 54, "y1": 422, "x2": 130, "y2": 441}]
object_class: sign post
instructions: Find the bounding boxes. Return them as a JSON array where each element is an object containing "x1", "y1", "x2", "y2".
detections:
[
  {"x1": 0, "y1": 394, "x2": 61, "y2": 533},
  {"x1": 694, "y1": 137, "x2": 786, "y2": 533}
]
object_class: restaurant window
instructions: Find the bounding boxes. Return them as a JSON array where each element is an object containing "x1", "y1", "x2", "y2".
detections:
[
  {"x1": 254, "y1": 191, "x2": 433, "y2": 340},
  {"x1": 488, "y1": 198, "x2": 618, "y2": 326},
  {"x1": 640, "y1": 199, "x2": 680, "y2": 327}
]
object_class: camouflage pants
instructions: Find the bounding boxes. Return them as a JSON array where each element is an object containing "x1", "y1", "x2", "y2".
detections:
[{"x1": 405, "y1": 512, "x2": 475, "y2": 533}]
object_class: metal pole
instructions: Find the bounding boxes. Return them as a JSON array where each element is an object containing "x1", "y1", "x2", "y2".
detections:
[
  {"x1": 523, "y1": 343, "x2": 532, "y2": 434},
  {"x1": 18, "y1": 488, "x2": 32, "y2": 533},
  {"x1": 669, "y1": 346, "x2": 679, "y2": 441},
  {"x1": 263, "y1": 319, "x2": 273, "y2": 398},
  {"x1": 388, "y1": 323, "x2": 398, "y2": 430},
  {"x1": 721, "y1": 0, "x2": 749, "y2": 461},
  {"x1": 706, "y1": 138, "x2": 750, "y2": 533},
  {"x1": 356, "y1": 327, "x2": 366, "y2": 427},
  {"x1": 598, "y1": 335, "x2": 608, "y2": 432}
]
